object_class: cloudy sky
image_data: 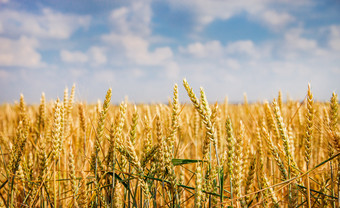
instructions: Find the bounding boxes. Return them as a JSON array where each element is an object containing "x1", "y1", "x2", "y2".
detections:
[{"x1": 0, "y1": 0, "x2": 339, "y2": 104}]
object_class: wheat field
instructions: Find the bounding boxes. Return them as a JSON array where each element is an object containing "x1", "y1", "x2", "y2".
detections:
[{"x1": 0, "y1": 79, "x2": 339, "y2": 208}]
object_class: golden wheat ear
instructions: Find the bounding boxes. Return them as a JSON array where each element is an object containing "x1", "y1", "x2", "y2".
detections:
[
  {"x1": 304, "y1": 83, "x2": 314, "y2": 208},
  {"x1": 329, "y1": 92, "x2": 339, "y2": 152}
]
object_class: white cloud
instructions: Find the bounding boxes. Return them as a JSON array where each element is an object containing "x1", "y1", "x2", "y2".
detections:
[
  {"x1": 175, "y1": 23, "x2": 340, "y2": 85},
  {"x1": 88, "y1": 47, "x2": 107, "y2": 65},
  {"x1": 278, "y1": 27, "x2": 335, "y2": 60},
  {"x1": 165, "y1": 0, "x2": 305, "y2": 31},
  {"x1": 103, "y1": 1, "x2": 175, "y2": 67},
  {"x1": 222, "y1": 59, "x2": 241, "y2": 70},
  {"x1": 109, "y1": 1, "x2": 151, "y2": 36},
  {"x1": 0, "y1": 36, "x2": 43, "y2": 67},
  {"x1": 0, "y1": 8, "x2": 90, "y2": 39},
  {"x1": 179, "y1": 39, "x2": 263, "y2": 62},
  {"x1": 60, "y1": 50, "x2": 88, "y2": 63},
  {"x1": 102, "y1": 33, "x2": 173, "y2": 66},
  {"x1": 179, "y1": 41, "x2": 223, "y2": 58},
  {"x1": 60, "y1": 47, "x2": 107, "y2": 65},
  {"x1": 148, "y1": 47, "x2": 173, "y2": 64},
  {"x1": 0, "y1": 0, "x2": 9, "y2": 3},
  {"x1": 226, "y1": 40, "x2": 259, "y2": 58},
  {"x1": 284, "y1": 28, "x2": 317, "y2": 51},
  {"x1": 179, "y1": 39, "x2": 260, "y2": 61},
  {"x1": 167, "y1": 0, "x2": 252, "y2": 27},
  {"x1": 109, "y1": 7, "x2": 130, "y2": 34},
  {"x1": 259, "y1": 10, "x2": 295, "y2": 29},
  {"x1": 328, "y1": 25, "x2": 340, "y2": 51}
]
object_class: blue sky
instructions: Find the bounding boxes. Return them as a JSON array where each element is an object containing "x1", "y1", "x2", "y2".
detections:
[{"x1": 0, "y1": 0, "x2": 339, "y2": 104}]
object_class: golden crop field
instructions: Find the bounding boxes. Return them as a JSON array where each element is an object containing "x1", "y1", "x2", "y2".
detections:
[{"x1": 0, "y1": 79, "x2": 339, "y2": 208}]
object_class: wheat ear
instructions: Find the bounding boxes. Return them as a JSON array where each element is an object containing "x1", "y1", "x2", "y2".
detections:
[
  {"x1": 304, "y1": 84, "x2": 314, "y2": 208},
  {"x1": 183, "y1": 79, "x2": 216, "y2": 146},
  {"x1": 261, "y1": 125, "x2": 287, "y2": 180},
  {"x1": 195, "y1": 165, "x2": 203, "y2": 208},
  {"x1": 233, "y1": 120, "x2": 244, "y2": 201},
  {"x1": 272, "y1": 99, "x2": 299, "y2": 176},
  {"x1": 329, "y1": 92, "x2": 339, "y2": 151}
]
